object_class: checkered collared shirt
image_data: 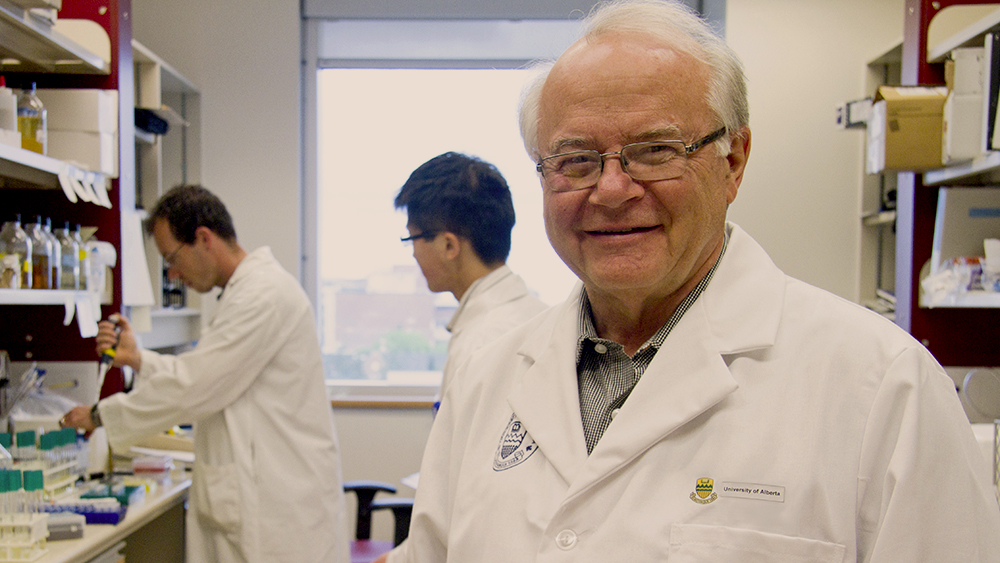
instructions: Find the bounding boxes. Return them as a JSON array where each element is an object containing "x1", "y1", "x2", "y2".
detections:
[{"x1": 576, "y1": 234, "x2": 729, "y2": 454}]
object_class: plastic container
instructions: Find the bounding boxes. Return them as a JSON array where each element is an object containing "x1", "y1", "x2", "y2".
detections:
[
  {"x1": 25, "y1": 217, "x2": 51, "y2": 290},
  {"x1": 0, "y1": 216, "x2": 32, "y2": 289},
  {"x1": 72, "y1": 225, "x2": 88, "y2": 291},
  {"x1": 42, "y1": 218, "x2": 61, "y2": 291},
  {"x1": 16, "y1": 83, "x2": 46, "y2": 155},
  {"x1": 55, "y1": 222, "x2": 79, "y2": 290}
]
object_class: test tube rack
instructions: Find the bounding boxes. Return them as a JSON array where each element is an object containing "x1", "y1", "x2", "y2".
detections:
[
  {"x1": 0, "y1": 514, "x2": 48, "y2": 562},
  {"x1": 41, "y1": 500, "x2": 126, "y2": 526}
]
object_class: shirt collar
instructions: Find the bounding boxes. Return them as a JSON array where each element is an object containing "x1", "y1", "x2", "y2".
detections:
[
  {"x1": 446, "y1": 265, "x2": 512, "y2": 333},
  {"x1": 574, "y1": 232, "x2": 730, "y2": 361}
]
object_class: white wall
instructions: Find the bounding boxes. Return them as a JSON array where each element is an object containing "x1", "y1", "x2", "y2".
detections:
[
  {"x1": 130, "y1": 0, "x2": 911, "y2": 540},
  {"x1": 130, "y1": 0, "x2": 302, "y2": 277},
  {"x1": 726, "y1": 0, "x2": 904, "y2": 299}
]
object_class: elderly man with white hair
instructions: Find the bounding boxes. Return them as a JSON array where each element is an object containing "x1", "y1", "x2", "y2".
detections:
[{"x1": 378, "y1": 1, "x2": 1000, "y2": 561}]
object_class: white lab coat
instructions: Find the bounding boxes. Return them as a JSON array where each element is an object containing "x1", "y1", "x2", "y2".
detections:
[
  {"x1": 389, "y1": 224, "x2": 1000, "y2": 563},
  {"x1": 442, "y1": 265, "x2": 548, "y2": 396},
  {"x1": 99, "y1": 247, "x2": 349, "y2": 563}
]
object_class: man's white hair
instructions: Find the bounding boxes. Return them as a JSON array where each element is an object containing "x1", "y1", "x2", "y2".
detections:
[{"x1": 518, "y1": 0, "x2": 748, "y2": 161}]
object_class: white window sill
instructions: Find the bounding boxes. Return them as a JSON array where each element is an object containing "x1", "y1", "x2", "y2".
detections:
[{"x1": 327, "y1": 380, "x2": 439, "y2": 408}]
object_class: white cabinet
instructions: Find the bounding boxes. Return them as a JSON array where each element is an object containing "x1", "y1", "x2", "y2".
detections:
[{"x1": 132, "y1": 40, "x2": 202, "y2": 350}]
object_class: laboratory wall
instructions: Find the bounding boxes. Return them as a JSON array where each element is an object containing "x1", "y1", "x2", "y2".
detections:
[
  {"x1": 130, "y1": 0, "x2": 303, "y2": 278},
  {"x1": 726, "y1": 0, "x2": 903, "y2": 299},
  {"x1": 130, "y1": 0, "x2": 908, "y2": 541}
]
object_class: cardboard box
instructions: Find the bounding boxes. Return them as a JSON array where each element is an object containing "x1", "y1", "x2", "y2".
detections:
[
  {"x1": 867, "y1": 85, "x2": 949, "y2": 174},
  {"x1": 942, "y1": 91, "x2": 985, "y2": 165},
  {"x1": 35, "y1": 88, "x2": 118, "y2": 133},
  {"x1": 47, "y1": 130, "x2": 118, "y2": 176}
]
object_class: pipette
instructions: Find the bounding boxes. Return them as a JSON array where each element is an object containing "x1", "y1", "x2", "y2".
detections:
[{"x1": 96, "y1": 322, "x2": 123, "y2": 393}]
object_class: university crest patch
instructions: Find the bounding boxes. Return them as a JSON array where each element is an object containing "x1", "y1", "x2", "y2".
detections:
[
  {"x1": 493, "y1": 414, "x2": 538, "y2": 471},
  {"x1": 690, "y1": 477, "x2": 718, "y2": 504}
]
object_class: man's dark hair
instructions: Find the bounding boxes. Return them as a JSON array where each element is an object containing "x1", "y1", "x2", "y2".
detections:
[
  {"x1": 394, "y1": 152, "x2": 515, "y2": 265},
  {"x1": 145, "y1": 184, "x2": 237, "y2": 243}
]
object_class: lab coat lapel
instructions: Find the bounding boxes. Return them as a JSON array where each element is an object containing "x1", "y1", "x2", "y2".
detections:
[
  {"x1": 566, "y1": 224, "x2": 786, "y2": 495},
  {"x1": 571, "y1": 304, "x2": 739, "y2": 493},
  {"x1": 507, "y1": 288, "x2": 589, "y2": 485}
]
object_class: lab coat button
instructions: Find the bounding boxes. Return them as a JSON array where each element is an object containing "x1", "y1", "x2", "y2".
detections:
[
  {"x1": 594, "y1": 343, "x2": 608, "y2": 354},
  {"x1": 611, "y1": 408, "x2": 620, "y2": 419},
  {"x1": 555, "y1": 529, "x2": 577, "y2": 550}
]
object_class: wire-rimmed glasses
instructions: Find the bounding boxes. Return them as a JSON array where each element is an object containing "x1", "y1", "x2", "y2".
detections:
[
  {"x1": 162, "y1": 242, "x2": 185, "y2": 267},
  {"x1": 536, "y1": 127, "x2": 727, "y2": 192},
  {"x1": 400, "y1": 231, "x2": 438, "y2": 244}
]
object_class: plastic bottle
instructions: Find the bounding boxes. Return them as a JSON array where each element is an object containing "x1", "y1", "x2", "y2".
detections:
[
  {"x1": 73, "y1": 224, "x2": 89, "y2": 291},
  {"x1": 56, "y1": 221, "x2": 80, "y2": 290},
  {"x1": 16, "y1": 82, "x2": 46, "y2": 155},
  {"x1": 26, "y1": 216, "x2": 52, "y2": 290},
  {"x1": 0, "y1": 215, "x2": 33, "y2": 289},
  {"x1": 43, "y1": 218, "x2": 61, "y2": 290}
]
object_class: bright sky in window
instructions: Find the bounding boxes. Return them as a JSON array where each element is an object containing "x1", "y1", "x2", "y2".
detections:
[{"x1": 318, "y1": 68, "x2": 577, "y2": 306}]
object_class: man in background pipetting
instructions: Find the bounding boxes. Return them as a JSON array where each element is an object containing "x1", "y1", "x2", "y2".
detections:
[
  {"x1": 61, "y1": 185, "x2": 349, "y2": 563},
  {"x1": 380, "y1": 1, "x2": 1000, "y2": 561}
]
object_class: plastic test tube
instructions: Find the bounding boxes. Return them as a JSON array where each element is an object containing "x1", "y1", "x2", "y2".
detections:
[
  {"x1": 23, "y1": 471, "x2": 42, "y2": 517},
  {"x1": 15, "y1": 431, "x2": 35, "y2": 462}
]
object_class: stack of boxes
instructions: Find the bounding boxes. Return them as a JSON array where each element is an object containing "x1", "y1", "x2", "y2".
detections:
[
  {"x1": 942, "y1": 46, "x2": 986, "y2": 165},
  {"x1": 35, "y1": 89, "x2": 118, "y2": 176},
  {"x1": 866, "y1": 85, "x2": 949, "y2": 174}
]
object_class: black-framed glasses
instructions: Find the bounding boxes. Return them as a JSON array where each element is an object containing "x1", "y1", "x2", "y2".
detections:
[
  {"x1": 162, "y1": 242, "x2": 185, "y2": 267},
  {"x1": 536, "y1": 127, "x2": 727, "y2": 192},
  {"x1": 400, "y1": 231, "x2": 438, "y2": 244}
]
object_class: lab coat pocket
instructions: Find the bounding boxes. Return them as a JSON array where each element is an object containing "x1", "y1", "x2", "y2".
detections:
[
  {"x1": 669, "y1": 524, "x2": 845, "y2": 563},
  {"x1": 193, "y1": 462, "x2": 242, "y2": 537}
]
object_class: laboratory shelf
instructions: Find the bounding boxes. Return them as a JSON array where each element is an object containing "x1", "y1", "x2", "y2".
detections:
[
  {"x1": 0, "y1": 289, "x2": 94, "y2": 306},
  {"x1": 0, "y1": 142, "x2": 65, "y2": 191},
  {"x1": 924, "y1": 151, "x2": 1000, "y2": 186},
  {"x1": 0, "y1": 142, "x2": 111, "y2": 207},
  {"x1": 0, "y1": 0, "x2": 108, "y2": 74},
  {"x1": 927, "y1": 6, "x2": 1000, "y2": 62},
  {"x1": 0, "y1": 289, "x2": 101, "y2": 329},
  {"x1": 143, "y1": 308, "x2": 200, "y2": 351},
  {"x1": 921, "y1": 290, "x2": 1000, "y2": 308},
  {"x1": 862, "y1": 210, "x2": 897, "y2": 227}
]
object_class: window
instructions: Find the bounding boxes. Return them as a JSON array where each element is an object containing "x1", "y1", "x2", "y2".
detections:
[{"x1": 316, "y1": 67, "x2": 577, "y2": 395}]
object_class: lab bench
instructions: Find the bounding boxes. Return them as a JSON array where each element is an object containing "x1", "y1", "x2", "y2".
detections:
[{"x1": 35, "y1": 475, "x2": 189, "y2": 563}]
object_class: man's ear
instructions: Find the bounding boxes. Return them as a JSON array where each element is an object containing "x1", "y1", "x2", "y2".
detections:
[
  {"x1": 441, "y1": 232, "x2": 462, "y2": 260},
  {"x1": 194, "y1": 225, "x2": 214, "y2": 247},
  {"x1": 724, "y1": 127, "x2": 751, "y2": 204}
]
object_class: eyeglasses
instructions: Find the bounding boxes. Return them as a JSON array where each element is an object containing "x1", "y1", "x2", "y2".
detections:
[
  {"x1": 400, "y1": 232, "x2": 438, "y2": 244},
  {"x1": 536, "y1": 127, "x2": 727, "y2": 192},
  {"x1": 162, "y1": 242, "x2": 185, "y2": 267}
]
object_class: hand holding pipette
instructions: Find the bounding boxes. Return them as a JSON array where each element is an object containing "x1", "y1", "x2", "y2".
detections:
[
  {"x1": 94, "y1": 314, "x2": 141, "y2": 373},
  {"x1": 97, "y1": 322, "x2": 122, "y2": 392}
]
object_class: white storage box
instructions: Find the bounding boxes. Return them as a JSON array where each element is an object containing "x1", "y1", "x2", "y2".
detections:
[
  {"x1": 948, "y1": 47, "x2": 985, "y2": 95},
  {"x1": 35, "y1": 89, "x2": 118, "y2": 134},
  {"x1": 47, "y1": 130, "x2": 118, "y2": 176},
  {"x1": 942, "y1": 91, "x2": 985, "y2": 164}
]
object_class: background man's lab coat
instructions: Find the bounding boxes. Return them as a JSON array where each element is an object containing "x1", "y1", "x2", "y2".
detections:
[
  {"x1": 99, "y1": 247, "x2": 350, "y2": 563},
  {"x1": 441, "y1": 265, "x2": 548, "y2": 396},
  {"x1": 391, "y1": 224, "x2": 1000, "y2": 563}
]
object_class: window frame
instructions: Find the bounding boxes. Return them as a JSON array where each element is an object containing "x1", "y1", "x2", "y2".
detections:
[{"x1": 300, "y1": 7, "x2": 725, "y2": 403}]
